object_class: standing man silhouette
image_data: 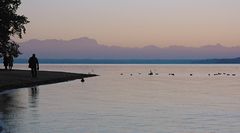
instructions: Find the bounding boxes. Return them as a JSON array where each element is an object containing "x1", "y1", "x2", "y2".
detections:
[
  {"x1": 3, "y1": 54, "x2": 9, "y2": 70},
  {"x1": 28, "y1": 54, "x2": 39, "y2": 78},
  {"x1": 8, "y1": 54, "x2": 13, "y2": 70}
]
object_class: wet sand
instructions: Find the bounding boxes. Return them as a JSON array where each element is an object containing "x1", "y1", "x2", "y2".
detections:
[{"x1": 0, "y1": 69, "x2": 97, "y2": 91}]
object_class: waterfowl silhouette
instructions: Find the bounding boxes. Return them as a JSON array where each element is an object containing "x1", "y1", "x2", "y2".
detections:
[
  {"x1": 81, "y1": 78, "x2": 85, "y2": 82},
  {"x1": 169, "y1": 73, "x2": 175, "y2": 76},
  {"x1": 148, "y1": 70, "x2": 153, "y2": 75}
]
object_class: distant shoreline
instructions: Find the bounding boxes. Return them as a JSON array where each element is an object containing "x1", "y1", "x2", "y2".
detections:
[
  {"x1": 3, "y1": 58, "x2": 240, "y2": 64},
  {"x1": 0, "y1": 69, "x2": 97, "y2": 92}
]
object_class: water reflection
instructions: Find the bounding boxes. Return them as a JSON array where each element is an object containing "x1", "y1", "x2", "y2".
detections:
[
  {"x1": 0, "y1": 90, "x2": 26, "y2": 133},
  {"x1": 28, "y1": 86, "x2": 39, "y2": 108},
  {"x1": 29, "y1": 86, "x2": 39, "y2": 97},
  {"x1": 1, "y1": 64, "x2": 240, "y2": 133},
  {"x1": 0, "y1": 86, "x2": 40, "y2": 133}
]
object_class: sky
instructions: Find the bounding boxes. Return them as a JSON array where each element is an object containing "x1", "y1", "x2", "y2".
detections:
[{"x1": 18, "y1": 0, "x2": 240, "y2": 47}]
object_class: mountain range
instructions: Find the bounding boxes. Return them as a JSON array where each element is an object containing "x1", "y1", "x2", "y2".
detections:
[{"x1": 19, "y1": 37, "x2": 240, "y2": 59}]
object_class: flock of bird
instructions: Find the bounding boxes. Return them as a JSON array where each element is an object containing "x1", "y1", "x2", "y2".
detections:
[{"x1": 120, "y1": 70, "x2": 237, "y2": 77}]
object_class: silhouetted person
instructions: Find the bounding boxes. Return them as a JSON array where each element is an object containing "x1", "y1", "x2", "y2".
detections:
[
  {"x1": 28, "y1": 54, "x2": 39, "y2": 78},
  {"x1": 8, "y1": 54, "x2": 13, "y2": 70},
  {"x1": 3, "y1": 54, "x2": 8, "y2": 70}
]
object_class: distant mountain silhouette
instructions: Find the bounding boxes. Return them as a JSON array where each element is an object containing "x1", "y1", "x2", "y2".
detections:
[{"x1": 19, "y1": 37, "x2": 240, "y2": 59}]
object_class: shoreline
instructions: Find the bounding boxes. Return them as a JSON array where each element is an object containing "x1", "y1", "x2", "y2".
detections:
[{"x1": 0, "y1": 69, "x2": 98, "y2": 92}]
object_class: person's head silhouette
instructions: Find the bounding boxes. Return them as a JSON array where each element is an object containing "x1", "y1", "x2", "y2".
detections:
[{"x1": 32, "y1": 54, "x2": 35, "y2": 57}]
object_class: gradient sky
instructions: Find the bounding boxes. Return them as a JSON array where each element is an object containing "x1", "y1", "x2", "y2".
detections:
[{"x1": 18, "y1": 0, "x2": 240, "y2": 47}]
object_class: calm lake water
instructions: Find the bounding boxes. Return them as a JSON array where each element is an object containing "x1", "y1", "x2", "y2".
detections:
[{"x1": 1, "y1": 64, "x2": 240, "y2": 133}]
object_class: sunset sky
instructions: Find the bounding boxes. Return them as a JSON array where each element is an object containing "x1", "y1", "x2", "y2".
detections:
[{"x1": 18, "y1": 0, "x2": 240, "y2": 47}]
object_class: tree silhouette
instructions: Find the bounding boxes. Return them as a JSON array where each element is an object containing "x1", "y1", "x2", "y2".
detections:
[{"x1": 0, "y1": 0, "x2": 29, "y2": 58}]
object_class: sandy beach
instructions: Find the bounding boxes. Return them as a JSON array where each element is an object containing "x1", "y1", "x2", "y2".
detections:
[{"x1": 0, "y1": 69, "x2": 97, "y2": 91}]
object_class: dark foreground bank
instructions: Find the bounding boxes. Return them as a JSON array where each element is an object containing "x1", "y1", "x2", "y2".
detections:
[{"x1": 0, "y1": 69, "x2": 97, "y2": 92}]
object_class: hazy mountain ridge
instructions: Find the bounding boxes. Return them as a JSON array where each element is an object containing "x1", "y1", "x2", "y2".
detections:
[{"x1": 19, "y1": 37, "x2": 240, "y2": 59}]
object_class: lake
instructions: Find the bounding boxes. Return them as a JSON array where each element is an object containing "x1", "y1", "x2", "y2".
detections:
[{"x1": 0, "y1": 64, "x2": 240, "y2": 133}]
